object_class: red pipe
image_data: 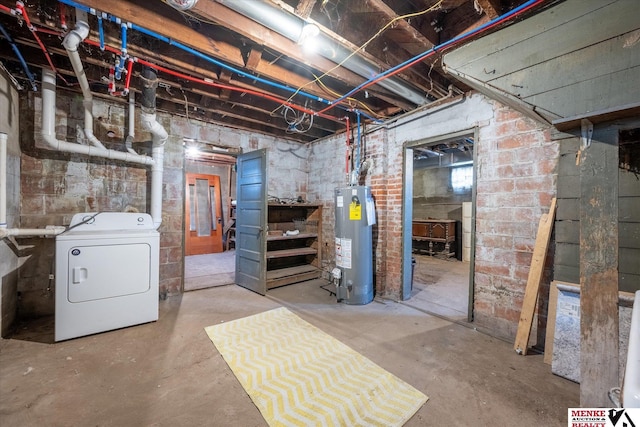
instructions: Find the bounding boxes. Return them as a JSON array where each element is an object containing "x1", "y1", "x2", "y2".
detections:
[
  {"x1": 345, "y1": 116, "x2": 350, "y2": 175},
  {"x1": 32, "y1": 26, "x2": 63, "y2": 36},
  {"x1": 81, "y1": 38, "x2": 341, "y2": 122},
  {"x1": 123, "y1": 57, "x2": 134, "y2": 93},
  {"x1": 0, "y1": 4, "x2": 13, "y2": 14},
  {"x1": 59, "y1": 3, "x2": 67, "y2": 31},
  {"x1": 136, "y1": 58, "x2": 340, "y2": 122},
  {"x1": 15, "y1": 1, "x2": 71, "y2": 86}
]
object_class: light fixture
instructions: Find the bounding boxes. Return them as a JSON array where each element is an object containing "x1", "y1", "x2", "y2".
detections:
[
  {"x1": 185, "y1": 146, "x2": 200, "y2": 157},
  {"x1": 298, "y1": 23, "x2": 320, "y2": 52}
]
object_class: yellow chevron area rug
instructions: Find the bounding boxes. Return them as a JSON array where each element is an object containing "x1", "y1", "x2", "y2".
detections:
[{"x1": 204, "y1": 307, "x2": 428, "y2": 427}]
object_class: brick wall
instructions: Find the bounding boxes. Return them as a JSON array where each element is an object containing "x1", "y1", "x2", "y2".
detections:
[
  {"x1": 309, "y1": 94, "x2": 558, "y2": 341},
  {"x1": 474, "y1": 103, "x2": 556, "y2": 340},
  {"x1": 308, "y1": 125, "x2": 403, "y2": 298}
]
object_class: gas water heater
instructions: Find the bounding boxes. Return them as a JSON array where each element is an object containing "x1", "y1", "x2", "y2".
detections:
[{"x1": 334, "y1": 186, "x2": 375, "y2": 304}]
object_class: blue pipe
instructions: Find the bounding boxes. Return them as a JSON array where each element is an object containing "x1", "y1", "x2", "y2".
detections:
[
  {"x1": 356, "y1": 111, "x2": 361, "y2": 172},
  {"x1": 328, "y1": 0, "x2": 543, "y2": 108},
  {"x1": 115, "y1": 23, "x2": 127, "y2": 80},
  {"x1": 97, "y1": 14, "x2": 104, "y2": 50},
  {"x1": 357, "y1": 110, "x2": 382, "y2": 125},
  {"x1": 0, "y1": 22, "x2": 37, "y2": 91},
  {"x1": 57, "y1": 0, "x2": 337, "y2": 106},
  {"x1": 55, "y1": 0, "x2": 383, "y2": 122},
  {"x1": 80, "y1": 4, "x2": 331, "y2": 105}
]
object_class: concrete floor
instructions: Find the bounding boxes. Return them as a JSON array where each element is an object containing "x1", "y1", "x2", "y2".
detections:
[
  {"x1": 0, "y1": 281, "x2": 579, "y2": 426},
  {"x1": 184, "y1": 250, "x2": 236, "y2": 291}
]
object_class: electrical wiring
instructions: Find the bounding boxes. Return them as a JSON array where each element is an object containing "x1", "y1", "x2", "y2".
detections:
[
  {"x1": 313, "y1": 73, "x2": 388, "y2": 120},
  {"x1": 15, "y1": 1, "x2": 71, "y2": 85},
  {"x1": 79, "y1": 38, "x2": 341, "y2": 123},
  {"x1": 317, "y1": 0, "x2": 546, "y2": 115},
  {"x1": 281, "y1": 0, "x2": 445, "y2": 106}
]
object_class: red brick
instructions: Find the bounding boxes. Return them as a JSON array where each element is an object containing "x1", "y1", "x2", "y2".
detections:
[{"x1": 475, "y1": 261, "x2": 510, "y2": 277}]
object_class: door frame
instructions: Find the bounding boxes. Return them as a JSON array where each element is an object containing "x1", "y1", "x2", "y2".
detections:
[
  {"x1": 402, "y1": 127, "x2": 478, "y2": 322},
  {"x1": 185, "y1": 173, "x2": 224, "y2": 255}
]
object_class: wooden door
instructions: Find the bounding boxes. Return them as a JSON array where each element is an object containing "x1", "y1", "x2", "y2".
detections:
[
  {"x1": 235, "y1": 149, "x2": 268, "y2": 295},
  {"x1": 185, "y1": 173, "x2": 224, "y2": 255}
]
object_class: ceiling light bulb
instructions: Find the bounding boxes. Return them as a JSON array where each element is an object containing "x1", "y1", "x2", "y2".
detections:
[
  {"x1": 186, "y1": 146, "x2": 200, "y2": 157},
  {"x1": 298, "y1": 23, "x2": 320, "y2": 52}
]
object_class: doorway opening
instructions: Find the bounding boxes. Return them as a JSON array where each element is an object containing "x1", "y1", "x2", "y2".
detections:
[
  {"x1": 403, "y1": 130, "x2": 476, "y2": 322},
  {"x1": 183, "y1": 142, "x2": 238, "y2": 291}
]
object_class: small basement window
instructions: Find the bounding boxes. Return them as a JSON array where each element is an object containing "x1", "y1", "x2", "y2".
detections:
[{"x1": 451, "y1": 165, "x2": 473, "y2": 191}]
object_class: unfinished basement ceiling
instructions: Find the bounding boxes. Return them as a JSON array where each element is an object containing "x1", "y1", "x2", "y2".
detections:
[{"x1": 0, "y1": 0, "x2": 555, "y2": 143}]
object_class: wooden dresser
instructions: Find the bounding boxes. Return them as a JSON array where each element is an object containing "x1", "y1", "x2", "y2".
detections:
[{"x1": 412, "y1": 219, "x2": 456, "y2": 257}]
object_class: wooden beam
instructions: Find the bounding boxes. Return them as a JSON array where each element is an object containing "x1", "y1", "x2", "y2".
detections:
[
  {"x1": 190, "y1": 0, "x2": 366, "y2": 87},
  {"x1": 475, "y1": 0, "x2": 501, "y2": 19},
  {"x1": 245, "y1": 49, "x2": 263, "y2": 71},
  {"x1": 218, "y1": 69, "x2": 233, "y2": 101},
  {"x1": 295, "y1": 0, "x2": 317, "y2": 19},
  {"x1": 77, "y1": 0, "x2": 245, "y2": 66},
  {"x1": 364, "y1": 0, "x2": 436, "y2": 53},
  {"x1": 579, "y1": 127, "x2": 619, "y2": 407},
  {"x1": 514, "y1": 198, "x2": 557, "y2": 355},
  {"x1": 74, "y1": 0, "x2": 356, "y2": 106}
]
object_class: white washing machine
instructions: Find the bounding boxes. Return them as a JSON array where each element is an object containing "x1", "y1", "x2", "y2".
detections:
[{"x1": 55, "y1": 212, "x2": 159, "y2": 341}]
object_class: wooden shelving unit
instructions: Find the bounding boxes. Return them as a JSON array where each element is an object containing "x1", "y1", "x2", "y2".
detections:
[{"x1": 265, "y1": 203, "x2": 322, "y2": 290}]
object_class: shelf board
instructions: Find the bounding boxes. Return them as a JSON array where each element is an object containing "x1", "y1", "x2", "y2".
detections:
[
  {"x1": 266, "y1": 247, "x2": 317, "y2": 259},
  {"x1": 267, "y1": 232, "x2": 317, "y2": 241},
  {"x1": 266, "y1": 265, "x2": 321, "y2": 289}
]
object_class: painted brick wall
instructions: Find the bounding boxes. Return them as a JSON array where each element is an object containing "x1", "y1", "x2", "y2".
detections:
[
  {"x1": 309, "y1": 94, "x2": 558, "y2": 341},
  {"x1": 473, "y1": 103, "x2": 557, "y2": 340},
  {"x1": 17, "y1": 90, "x2": 309, "y2": 318}
]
